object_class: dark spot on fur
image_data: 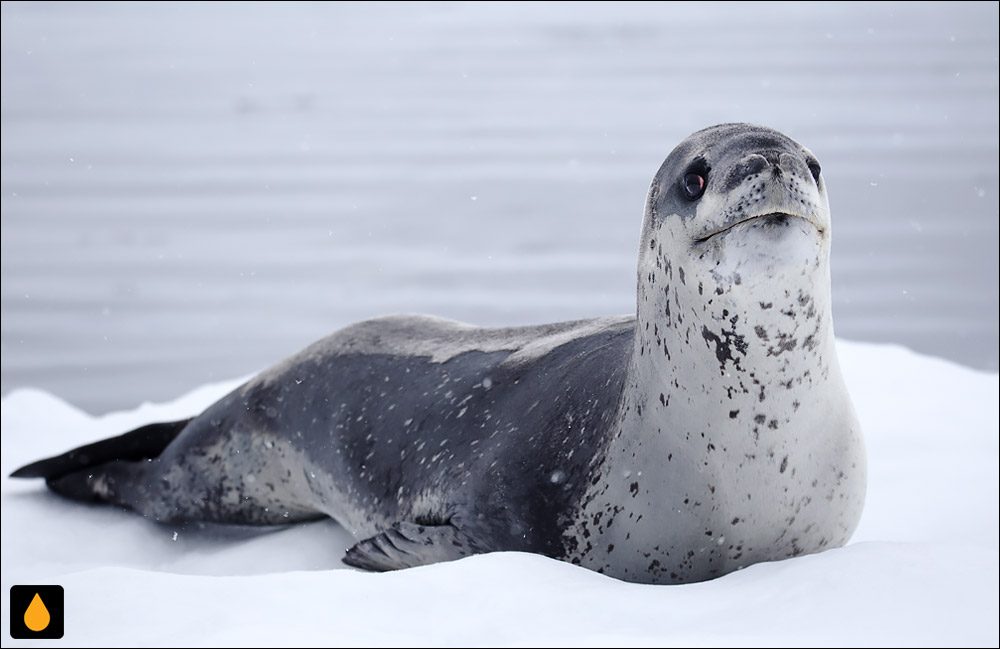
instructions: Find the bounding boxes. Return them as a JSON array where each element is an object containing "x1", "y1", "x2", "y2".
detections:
[
  {"x1": 701, "y1": 325, "x2": 747, "y2": 371},
  {"x1": 767, "y1": 335, "x2": 798, "y2": 357},
  {"x1": 779, "y1": 456, "x2": 789, "y2": 473},
  {"x1": 729, "y1": 410, "x2": 739, "y2": 419}
]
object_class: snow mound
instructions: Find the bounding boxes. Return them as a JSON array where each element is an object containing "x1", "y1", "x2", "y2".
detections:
[{"x1": 2, "y1": 341, "x2": 997, "y2": 646}]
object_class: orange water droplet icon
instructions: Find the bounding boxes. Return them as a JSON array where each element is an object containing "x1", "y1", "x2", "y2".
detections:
[{"x1": 24, "y1": 592, "x2": 51, "y2": 632}]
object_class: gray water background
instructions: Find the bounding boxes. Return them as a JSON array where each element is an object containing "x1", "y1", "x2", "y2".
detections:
[{"x1": 2, "y1": 2, "x2": 998, "y2": 415}]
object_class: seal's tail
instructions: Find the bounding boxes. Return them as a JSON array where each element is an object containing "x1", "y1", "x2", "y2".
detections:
[{"x1": 9, "y1": 419, "x2": 192, "y2": 502}]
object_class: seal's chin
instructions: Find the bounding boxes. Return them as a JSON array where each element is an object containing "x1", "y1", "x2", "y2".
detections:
[{"x1": 695, "y1": 212, "x2": 823, "y2": 244}]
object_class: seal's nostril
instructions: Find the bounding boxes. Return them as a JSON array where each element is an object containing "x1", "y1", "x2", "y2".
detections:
[
  {"x1": 723, "y1": 154, "x2": 769, "y2": 190},
  {"x1": 744, "y1": 154, "x2": 768, "y2": 176}
]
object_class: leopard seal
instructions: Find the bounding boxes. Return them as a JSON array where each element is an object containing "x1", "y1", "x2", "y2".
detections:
[{"x1": 11, "y1": 123, "x2": 865, "y2": 585}]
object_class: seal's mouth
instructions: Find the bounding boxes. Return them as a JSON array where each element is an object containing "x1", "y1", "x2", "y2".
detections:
[{"x1": 694, "y1": 212, "x2": 824, "y2": 243}]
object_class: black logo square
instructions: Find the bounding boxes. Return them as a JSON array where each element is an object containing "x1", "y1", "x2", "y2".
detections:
[{"x1": 9, "y1": 585, "x2": 64, "y2": 639}]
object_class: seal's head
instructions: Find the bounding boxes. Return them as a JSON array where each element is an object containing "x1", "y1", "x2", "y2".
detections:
[
  {"x1": 642, "y1": 123, "x2": 829, "y2": 286},
  {"x1": 633, "y1": 122, "x2": 841, "y2": 393}
]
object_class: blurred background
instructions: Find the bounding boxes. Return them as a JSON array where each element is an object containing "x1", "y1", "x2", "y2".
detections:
[{"x1": 2, "y1": 1, "x2": 997, "y2": 415}]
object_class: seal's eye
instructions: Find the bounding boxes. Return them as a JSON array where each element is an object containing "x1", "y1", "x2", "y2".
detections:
[
  {"x1": 682, "y1": 172, "x2": 706, "y2": 200},
  {"x1": 807, "y1": 160, "x2": 822, "y2": 184}
]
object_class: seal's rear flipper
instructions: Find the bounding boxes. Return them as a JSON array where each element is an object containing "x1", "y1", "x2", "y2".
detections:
[
  {"x1": 43, "y1": 459, "x2": 140, "y2": 505},
  {"x1": 9, "y1": 418, "x2": 192, "y2": 485},
  {"x1": 343, "y1": 520, "x2": 484, "y2": 572}
]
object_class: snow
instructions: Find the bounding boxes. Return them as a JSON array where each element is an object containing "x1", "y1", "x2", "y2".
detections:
[{"x1": 1, "y1": 340, "x2": 997, "y2": 646}]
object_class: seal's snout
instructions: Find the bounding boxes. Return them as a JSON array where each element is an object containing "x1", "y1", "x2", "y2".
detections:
[
  {"x1": 691, "y1": 145, "x2": 828, "y2": 244},
  {"x1": 724, "y1": 151, "x2": 810, "y2": 191},
  {"x1": 723, "y1": 153, "x2": 768, "y2": 191}
]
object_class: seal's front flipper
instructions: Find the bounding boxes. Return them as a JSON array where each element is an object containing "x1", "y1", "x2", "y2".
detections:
[{"x1": 343, "y1": 520, "x2": 484, "y2": 572}]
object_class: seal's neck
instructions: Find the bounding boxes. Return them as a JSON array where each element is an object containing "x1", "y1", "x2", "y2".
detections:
[
  {"x1": 628, "y1": 227, "x2": 838, "y2": 415},
  {"x1": 602, "y1": 214, "x2": 848, "y2": 495}
]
